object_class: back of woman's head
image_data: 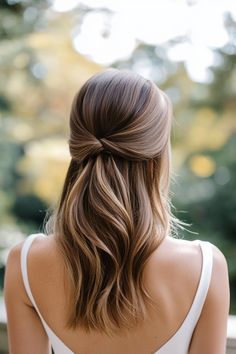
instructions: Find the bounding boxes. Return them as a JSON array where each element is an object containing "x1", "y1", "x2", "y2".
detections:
[{"x1": 45, "y1": 69, "x2": 177, "y2": 336}]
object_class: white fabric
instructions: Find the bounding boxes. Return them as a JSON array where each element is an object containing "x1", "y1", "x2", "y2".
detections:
[{"x1": 20, "y1": 233, "x2": 213, "y2": 354}]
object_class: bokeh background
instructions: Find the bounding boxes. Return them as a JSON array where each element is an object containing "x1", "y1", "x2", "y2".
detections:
[{"x1": 0, "y1": 0, "x2": 235, "y2": 315}]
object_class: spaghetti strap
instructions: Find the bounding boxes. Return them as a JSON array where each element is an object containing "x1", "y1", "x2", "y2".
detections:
[
  {"x1": 182, "y1": 240, "x2": 213, "y2": 329},
  {"x1": 20, "y1": 233, "x2": 47, "y2": 320},
  {"x1": 157, "y1": 239, "x2": 213, "y2": 353},
  {"x1": 20, "y1": 233, "x2": 75, "y2": 354}
]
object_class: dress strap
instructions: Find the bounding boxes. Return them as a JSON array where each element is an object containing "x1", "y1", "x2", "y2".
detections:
[
  {"x1": 20, "y1": 233, "x2": 47, "y2": 321},
  {"x1": 157, "y1": 239, "x2": 214, "y2": 353},
  {"x1": 182, "y1": 239, "x2": 213, "y2": 330},
  {"x1": 20, "y1": 233, "x2": 75, "y2": 354}
]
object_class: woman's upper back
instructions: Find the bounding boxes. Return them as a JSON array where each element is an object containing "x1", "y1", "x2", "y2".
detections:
[{"x1": 19, "y1": 233, "x2": 219, "y2": 354}]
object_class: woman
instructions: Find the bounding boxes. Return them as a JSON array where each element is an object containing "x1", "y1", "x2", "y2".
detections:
[{"x1": 4, "y1": 69, "x2": 230, "y2": 354}]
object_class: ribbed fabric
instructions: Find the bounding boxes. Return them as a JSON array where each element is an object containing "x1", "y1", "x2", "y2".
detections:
[{"x1": 20, "y1": 233, "x2": 213, "y2": 354}]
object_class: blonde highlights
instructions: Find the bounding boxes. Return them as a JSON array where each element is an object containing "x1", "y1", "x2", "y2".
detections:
[{"x1": 44, "y1": 69, "x2": 178, "y2": 336}]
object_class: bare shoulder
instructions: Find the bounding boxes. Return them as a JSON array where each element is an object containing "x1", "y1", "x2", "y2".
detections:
[
  {"x1": 28, "y1": 233, "x2": 56, "y2": 253},
  {"x1": 26, "y1": 234, "x2": 60, "y2": 271},
  {"x1": 148, "y1": 236, "x2": 229, "y2": 288},
  {"x1": 5, "y1": 234, "x2": 59, "y2": 295},
  {"x1": 4, "y1": 239, "x2": 29, "y2": 307},
  {"x1": 4, "y1": 239, "x2": 25, "y2": 289},
  {"x1": 188, "y1": 242, "x2": 230, "y2": 353},
  {"x1": 8, "y1": 234, "x2": 55, "y2": 264},
  {"x1": 4, "y1": 236, "x2": 53, "y2": 354},
  {"x1": 164, "y1": 237, "x2": 230, "y2": 297},
  {"x1": 145, "y1": 236, "x2": 203, "y2": 295},
  {"x1": 207, "y1": 242, "x2": 229, "y2": 300},
  {"x1": 159, "y1": 235, "x2": 227, "y2": 260},
  {"x1": 164, "y1": 236, "x2": 202, "y2": 276},
  {"x1": 6, "y1": 239, "x2": 25, "y2": 264},
  {"x1": 210, "y1": 242, "x2": 228, "y2": 273},
  {"x1": 160, "y1": 236, "x2": 228, "y2": 272},
  {"x1": 154, "y1": 236, "x2": 202, "y2": 266}
]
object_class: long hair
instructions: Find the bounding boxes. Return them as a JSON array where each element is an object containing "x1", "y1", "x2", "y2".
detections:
[{"x1": 44, "y1": 69, "x2": 181, "y2": 336}]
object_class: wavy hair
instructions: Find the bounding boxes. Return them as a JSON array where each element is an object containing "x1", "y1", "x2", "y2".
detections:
[{"x1": 44, "y1": 69, "x2": 181, "y2": 336}]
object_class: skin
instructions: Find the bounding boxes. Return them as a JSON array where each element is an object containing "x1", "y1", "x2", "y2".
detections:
[{"x1": 4, "y1": 235, "x2": 230, "y2": 354}]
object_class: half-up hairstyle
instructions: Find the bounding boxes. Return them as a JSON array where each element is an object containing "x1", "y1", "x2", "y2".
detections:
[{"x1": 44, "y1": 69, "x2": 179, "y2": 336}]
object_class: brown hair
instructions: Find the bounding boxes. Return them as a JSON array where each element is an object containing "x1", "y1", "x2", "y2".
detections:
[{"x1": 44, "y1": 69, "x2": 182, "y2": 336}]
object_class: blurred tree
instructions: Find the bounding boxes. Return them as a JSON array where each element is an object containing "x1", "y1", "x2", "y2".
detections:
[
  {"x1": 11, "y1": 192, "x2": 47, "y2": 225},
  {"x1": 0, "y1": 0, "x2": 101, "y2": 234}
]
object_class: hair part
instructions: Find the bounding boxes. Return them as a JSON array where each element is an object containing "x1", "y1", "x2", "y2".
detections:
[{"x1": 44, "y1": 69, "x2": 184, "y2": 337}]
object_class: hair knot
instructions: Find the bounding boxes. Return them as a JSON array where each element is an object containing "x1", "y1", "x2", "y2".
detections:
[{"x1": 97, "y1": 138, "x2": 112, "y2": 155}]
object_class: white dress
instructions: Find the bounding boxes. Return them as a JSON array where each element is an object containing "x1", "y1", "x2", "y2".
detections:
[{"x1": 20, "y1": 233, "x2": 213, "y2": 354}]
